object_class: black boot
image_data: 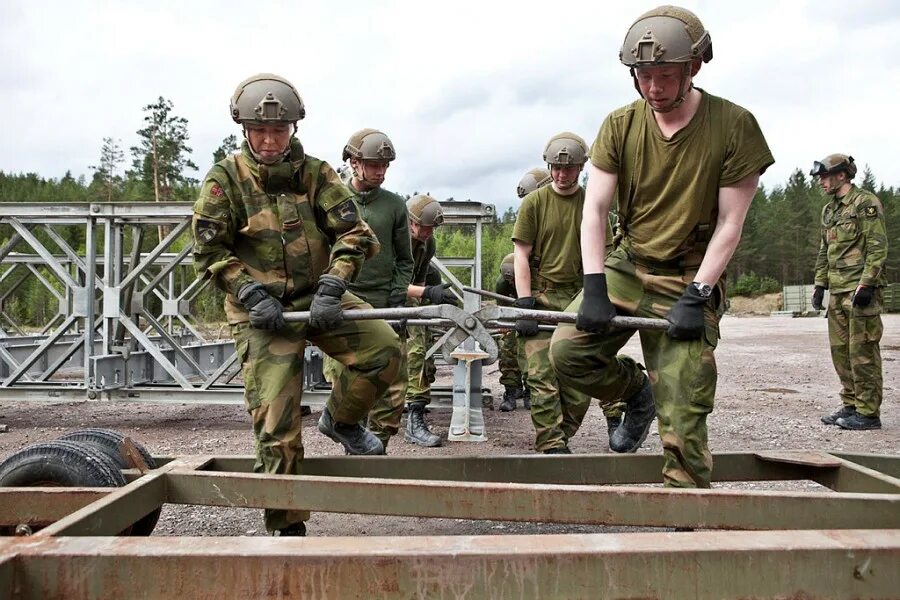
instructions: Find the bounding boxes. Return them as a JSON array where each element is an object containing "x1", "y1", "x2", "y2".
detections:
[
  {"x1": 821, "y1": 405, "x2": 855, "y2": 426},
  {"x1": 836, "y1": 413, "x2": 882, "y2": 430},
  {"x1": 522, "y1": 385, "x2": 531, "y2": 410},
  {"x1": 405, "y1": 401, "x2": 442, "y2": 447},
  {"x1": 272, "y1": 522, "x2": 307, "y2": 537},
  {"x1": 543, "y1": 446, "x2": 571, "y2": 454},
  {"x1": 605, "y1": 415, "x2": 622, "y2": 448},
  {"x1": 610, "y1": 377, "x2": 656, "y2": 453},
  {"x1": 499, "y1": 386, "x2": 523, "y2": 412},
  {"x1": 318, "y1": 407, "x2": 385, "y2": 455}
]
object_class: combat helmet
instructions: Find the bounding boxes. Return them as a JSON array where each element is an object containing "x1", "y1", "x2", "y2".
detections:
[
  {"x1": 543, "y1": 133, "x2": 589, "y2": 166},
  {"x1": 516, "y1": 167, "x2": 552, "y2": 198},
  {"x1": 342, "y1": 129, "x2": 397, "y2": 162},
  {"x1": 406, "y1": 194, "x2": 444, "y2": 227},
  {"x1": 810, "y1": 154, "x2": 857, "y2": 180},
  {"x1": 620, "y1": 6, "x2": 712, "y2": 111},
  {"x1": 230, "y1": 73, "x2": 305, "y2": 124}
]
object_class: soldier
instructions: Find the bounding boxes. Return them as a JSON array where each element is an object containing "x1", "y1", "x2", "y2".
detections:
[
  {"x1": 191, "y1": 73, "x2": 401, "y2": 536},
  {"x1": 323, "y1": 129, "x2": 414, "y2": 450},
  {"x1": 404, "y1": 195, "x2": 459, "y2": 446},
  {"x1": 550, "y1": 6, "x2": 773, "y2": 488},
  {"x1": 811, "y1": 154, "x2": 887, "y2": 430},
  {"x1": 513, "y1": 133, "x2": 628, "y2": 454},
  {"x1": 495, "y1": 252, "x2": 529, "y2": 412}
]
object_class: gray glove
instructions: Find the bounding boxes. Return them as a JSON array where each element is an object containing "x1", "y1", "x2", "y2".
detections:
[
  {"x1": 237, "y1": 282, "x2": 285, "y2": 331},
  {"x1": 310, "y1": 274, "x2": 347, "y2": 331}
]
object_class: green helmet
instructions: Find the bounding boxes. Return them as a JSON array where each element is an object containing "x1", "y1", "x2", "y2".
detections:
[
  {"x1": 810, "y1": 154, "x2": 857, "y2": 180},
  {"x1": 620, "y1": 6, "x2": 712, "y2": 67},
  {"x1": 342, "y1": 129, "x2": 396, "y2": 162},
  {"x1": 543, "y1": 132, "x2": 588, "y2": 166},
  {"x1": 230, "y1": 73, "x2": 305, "y2": 124},
  {"x1": 500, "y1": 253, "x2": 515, "y2": 282},
  {"x1": 516, "y1": 167, "x2": 552, "y2": 198},
  {"x1": 406, "y1": 194, "x2": 445, "y2": 227}
]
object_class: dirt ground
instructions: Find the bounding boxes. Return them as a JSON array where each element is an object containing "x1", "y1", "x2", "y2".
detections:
[{"x1": 0, "y1": 314, "x2": 897, "y2": 537}]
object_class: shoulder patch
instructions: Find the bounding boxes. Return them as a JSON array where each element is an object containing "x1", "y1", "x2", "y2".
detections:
[
  {"x1": 195, "y1": 218, "x2": 221, "y2": 244},
  {"x1": 864, "y1": 206, "x2": 878, "y2": 218},
  {"x1": 210, "y1": 183, "x2": 224, "y2": 197},
  {"x1": 334, "y1": 199, "x2": 359, "y2": 223}
]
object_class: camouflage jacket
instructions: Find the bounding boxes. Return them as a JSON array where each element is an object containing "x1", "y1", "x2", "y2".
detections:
[
  {"x1": 191, "y1": 140, "x2": 379, "y2": 323},
  {"x1": 814, "y1": 185, "x2": 888, "y2": 293}
]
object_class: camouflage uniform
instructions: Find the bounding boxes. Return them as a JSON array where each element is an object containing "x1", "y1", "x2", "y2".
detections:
[
  {"x1": 814, "y1": 184, "x2": 888, "y2": 418},
  {"x1": 324, "y1": 185, "x2": 413, "y2": 446},
  {"x1": 550, "y1": 91, "x2": 773, "y2": 487},
  {"x1": 513, "y1": 184, "x2": 600, "y2": 452},
  {"x1": 494, "y1": 253, "x2": 526, "y2": 389},
  {"x1": 192, "y1": 140, "x2": 401, "y2": 532},
  {"x1": 405, "y1": 242, "x2": 440, "y2": 405}
]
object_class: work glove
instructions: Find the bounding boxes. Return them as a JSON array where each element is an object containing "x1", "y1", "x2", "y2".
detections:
[
  {"x1": 665, "y1": 283, "x2": 708, "y2": 341},
  {"x1": 310, "y1": 274, "x2": 347, "y2": 331},
  {"x1": 576, "y1": 273, "x2": 617, "y2": 333},
  {"x1": 513, "y1": 296, "x2": 540, "y2": 337},
  {"x1": 387, "y1": 292, "x2": 408, "y2": 336},
  {"x1": 811, "y1": 285, "x2": 826, "y2": 310},
  {"x1": 237, "y1": 282, "x2": 285, "y2": 331},
  {"x1": 852, "y1": 285, "x2": 874, "y2": 308},
  {"x1": 423, "y1": 283, "x2": 459, "y2": 306}
]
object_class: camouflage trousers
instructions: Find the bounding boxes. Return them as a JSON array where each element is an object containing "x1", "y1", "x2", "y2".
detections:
[
  {"x1": 498, "y1": 331, "x2": 525, "y2": 388},
  {"x1": 549, "y1": 247, "x2": 723, "y2": 488},
  {"x1": 406, "y1": 323, "x2": 437, "y2": 405},
  {"x1": 827, "y1": 289, "x2": 883, "y2": 417},
  {"x1": 524, "y1": 282, "x2": 596, "y2": 452},
  {"x1": 233, "y1": 292, "x2": 401, "y2": 532}
]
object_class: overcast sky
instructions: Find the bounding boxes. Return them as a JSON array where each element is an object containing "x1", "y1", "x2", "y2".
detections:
[{"x1": 1, "y1": 0, "x2": 898, "y2": 213}]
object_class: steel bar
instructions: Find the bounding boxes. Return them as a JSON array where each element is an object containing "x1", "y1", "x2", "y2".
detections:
[
  {"x1": 833, "y1": 453, "x2": 900, "y2": 478},
  {"x1": 1, "y1": 314, "x2": 79, "y2": 387},
  {"x1": 811, "y1": 456, "x2": 900, "y2": 494},
  {"x1": 2, "y1": 530, "x2": 895, "y2": 600},
  {"x1": 463, "y1": 285, "x2": 515, "y2": 305},
  {"x1": 0, "y1": 488, "x2": 108, "y2": 527},
  {"x1": 164, "y1": 471, "x2": 900, "y2": 530},
  {"x1": 475, "y1": 305, "x2": 669, "y2": 330}
]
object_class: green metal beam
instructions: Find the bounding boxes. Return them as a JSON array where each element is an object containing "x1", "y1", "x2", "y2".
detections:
[
  {"x1": 832, "y1": 453, "x2": 900, "y2": 479},
  {"x1": 166, "y1": 471, "x2": 900, "y2": 530},
  {"x1": 813, "y1": 457, "x2": 900, "y2": 494},
  {"x1": 3, "y1": 530, "x2": 898, "y2": 600}
]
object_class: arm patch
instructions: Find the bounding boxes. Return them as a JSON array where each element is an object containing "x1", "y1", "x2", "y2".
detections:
[{"x1": 333, "y1": 199, "x2": 359, "y2": 223}]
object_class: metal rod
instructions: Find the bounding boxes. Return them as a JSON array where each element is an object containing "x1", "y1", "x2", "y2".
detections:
[{"x1": 463, "y1": 286, "x2": 515, "y2": 305}]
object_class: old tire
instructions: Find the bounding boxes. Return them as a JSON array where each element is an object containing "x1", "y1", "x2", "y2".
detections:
[
  {"x1": 58, "y1": 428, "x2": 160, "y2": 536},
  {"x1": 0, "y1": 440, "x2": 128, "y2": 535}
]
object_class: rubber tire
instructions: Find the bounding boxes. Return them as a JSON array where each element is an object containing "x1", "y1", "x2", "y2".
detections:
[
  {"x1": 58, "y1": 428, "x2": 160, "y2": 536},
  {"x1": 0, "y1": 440, "x2": 128, "y2": 535}
]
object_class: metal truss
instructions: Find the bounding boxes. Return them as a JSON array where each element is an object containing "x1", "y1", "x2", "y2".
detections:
[
  {"x1": 0, "y1": 202, "x2": 497, "y2": 418},
  {"x1": 0, "y1": 450, "x2": 897, "y2": 598}
]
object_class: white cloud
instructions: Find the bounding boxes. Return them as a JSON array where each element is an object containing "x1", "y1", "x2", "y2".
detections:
[{"x1": 1, "y1": 0, "x2": 898, "y2": 214}]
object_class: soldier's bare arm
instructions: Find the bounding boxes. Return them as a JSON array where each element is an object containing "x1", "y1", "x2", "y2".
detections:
[
  {"x1": 694, "y1": 171, "x2": 759, "y2": 286},
  {"x1": 582, "y1": 163, "x2": 617, "y2": 275},
  {"x1": 513, "y1": 241, "x2": 533, "y2": 299}
]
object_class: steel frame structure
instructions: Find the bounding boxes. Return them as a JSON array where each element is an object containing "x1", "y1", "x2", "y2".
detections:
[
  {"x1": 0, "y1": 201, "x2": 496, "y2": 411},
  {"x1": 0, "y1": 450, "x2": 898, "y2": 598}
]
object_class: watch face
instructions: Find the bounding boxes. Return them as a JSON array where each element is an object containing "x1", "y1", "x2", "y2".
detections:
[{"x1": 695, "y1": 283, "x2": 713, "y2": 298}]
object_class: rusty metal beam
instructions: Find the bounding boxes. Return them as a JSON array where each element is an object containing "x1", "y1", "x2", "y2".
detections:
[
  {"x1": 2, "y1": 530, "x2": 898, "y2": 600},
  {"x1": 811, "y1": 456, "x2": 900, "y2": 494},
  {"x1": 163, "y1": 471, "x2": 900, "y2": 530},
  {"x1": 0, "y1": 489, "x2": 107, "y2": 527}
]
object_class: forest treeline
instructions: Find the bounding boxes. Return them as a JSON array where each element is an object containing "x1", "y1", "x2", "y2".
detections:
[{"x1": 0, "y1": 96, "x2": 897, "y2": 324}]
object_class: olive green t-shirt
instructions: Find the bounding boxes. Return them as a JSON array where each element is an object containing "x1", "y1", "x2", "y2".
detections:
[
  {"x1": 591, "y1": 90, "x2": 774, "y2": 262},
  {"x1": 512, "y1": 185, "x2": 585, "y2": 285}
]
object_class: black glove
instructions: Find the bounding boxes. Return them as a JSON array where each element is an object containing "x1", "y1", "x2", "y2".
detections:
[
  {"x1": 576, "y1": 273, "x2": 617, "y2": 333},
  {"x1": 423, "y1": 283, "x2": 459, "y2": 306},
  {"x1": 513, "y1": 296, "x2": 540, "y2": 337},
  {"x1": 811, "y1": 285, "x2": 826, "y2": 310},
  {"x1": 387, "y1": 292, "x2": 408, "y2": 336},
  {"x1": 665, "y1": 283, "x2": 708, "y2": 340},
  {"x1": 237, "y1": 282, "x2": 285, "y2": 331},
  {"x1": 310, "y1": 274, "x2": 347, "y2": 331},
  {"x1": 853, "y1": 285, "x2": 874, "y2": 307}
]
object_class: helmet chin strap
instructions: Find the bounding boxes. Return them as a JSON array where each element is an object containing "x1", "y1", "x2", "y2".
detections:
[
  {"x1": 631, "y1": 63, "x2": 692, "y2": 113},
  {"x1": 350, "y1": 161, "x2": 382, "y2": 190}
]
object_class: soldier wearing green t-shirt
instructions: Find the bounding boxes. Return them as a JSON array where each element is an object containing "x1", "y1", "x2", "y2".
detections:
[
  {"x1": 323, "y1": 129, "x2": 414, "y2": 449},
  {"x1": 811, "y1": 154, "x2": 887, "y2": 431},
  {"x1": 513, "y1": 133, "x2": 627, "y2": 454},
  {"x1": 550, "y1": 6, "x2": 774, "y2": 487}
]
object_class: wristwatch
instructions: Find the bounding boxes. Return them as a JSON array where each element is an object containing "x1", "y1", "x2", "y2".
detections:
[{"x1": 693, "y1": 282, "x2": 714, "y2": 299}]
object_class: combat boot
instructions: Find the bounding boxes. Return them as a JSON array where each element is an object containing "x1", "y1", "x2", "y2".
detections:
[
  {"x1": 605, "y1": 415, "x2": 622, "y2": 448},
  {"x1": 272, "y1": 522, "x2": 306, "y2": 537},
  {"x1": 821, "y1": 405, "x2": 855, "y2": 426},
  {"x1": 499, "y1": 385, "x2": 523, "y2": 412},
  {"x1": 610, "y1": 377, "x2": 656, "y2": 453},
  {"x1": 543, "y1": 446, "x2": 571, "y2": 454},
  {"x1": 318, "y1": 407, "x2": 385, "y2": 455},
  {"x1": 836, "y1": 413, "x2": 882, "y2": 430},
  {"x1": 522, "y1": 385, "x2": 531, "y2": 410},
  {"x1": 405, "y1": 401, "x2": 442, "y2": 447}
]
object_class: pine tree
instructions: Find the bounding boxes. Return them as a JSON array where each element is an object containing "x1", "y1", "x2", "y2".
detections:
[
  {"x1": 212, "y1": 134, "x2": 239, "y2": 163},
  {"x1": 129, "y1": 97, "x2": 198, "y2": 203},
  {"x1": 89, "y1": 137, "x2": 124, "y2": 202}
]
